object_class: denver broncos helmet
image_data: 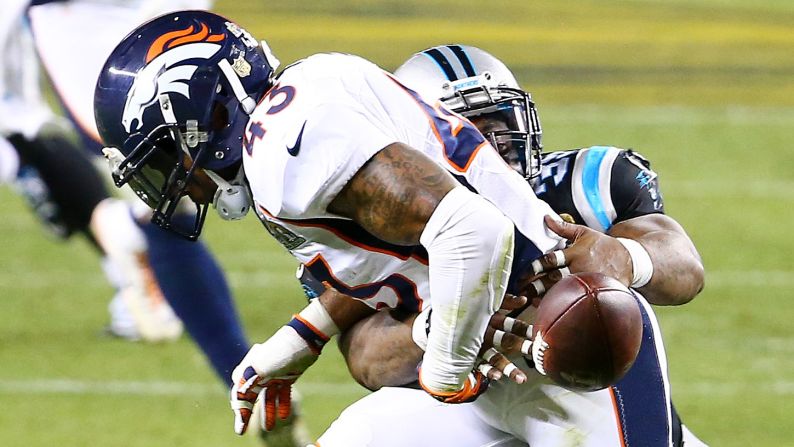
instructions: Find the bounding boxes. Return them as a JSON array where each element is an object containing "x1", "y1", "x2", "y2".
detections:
[
  {"x1": 94, "y1": 10, "x2": 279, "y2": 239},
  {"x1": 395, "y1": 45, "x2": 542, "y2": 180}
]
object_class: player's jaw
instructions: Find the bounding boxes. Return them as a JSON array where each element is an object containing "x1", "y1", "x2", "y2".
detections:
[{"x1": 181, "y1": 157, "x2": 219, "y2": 205}]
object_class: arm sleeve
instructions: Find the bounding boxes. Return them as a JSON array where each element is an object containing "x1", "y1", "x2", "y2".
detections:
[
  {"x1": 417, "y1": 186, "x2": 514, "y2": 393},
  {"x1": 610, "y1": 149, "x2": 665, "y2": 223}
]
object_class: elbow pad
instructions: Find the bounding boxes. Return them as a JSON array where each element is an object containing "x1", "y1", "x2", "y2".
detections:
[{"x1": 418, "y1": 186, "x2": 514, "y2": 394}]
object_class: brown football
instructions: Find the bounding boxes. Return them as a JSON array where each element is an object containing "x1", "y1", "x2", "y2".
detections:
[{"x1": 531, "y1": 272, "x2": 643, "y2": 392}]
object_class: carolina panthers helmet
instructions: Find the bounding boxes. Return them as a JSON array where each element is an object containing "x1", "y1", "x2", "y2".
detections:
[
  {"x1": 394, "y1": 44, "x2": 542, "y2": 179},
  {"x1": 94, "y1": 10, "x2": 279, "y2": 240}
]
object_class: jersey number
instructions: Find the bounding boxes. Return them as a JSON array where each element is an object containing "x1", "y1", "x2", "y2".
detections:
[
  {"x1": 535, "y1": 155, "x2": 570, "y2": 195},
  {"x1": 243, "y1": 84, "x2": 297, "y2": 156}
]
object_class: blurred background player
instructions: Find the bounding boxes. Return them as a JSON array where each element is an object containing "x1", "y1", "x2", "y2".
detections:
[
  {"x1": 2, "y1": 3, "x2": 307, "y2": 445},
  {"x1": 0, "y1": 0, "x2": 182, "y2": 342},
  {"x1": 312, "y1": 45, "x2": 707, "y2": 446},
  {"x1": 23, "y1": 0, "x2": 250, "y2": 378}
]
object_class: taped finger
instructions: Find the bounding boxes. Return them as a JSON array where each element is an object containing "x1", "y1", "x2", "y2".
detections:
[
  {"x1": 495, "y1": 332, "x2": 524, "y2": 355},
  {"x1": 481, "y1": 347, "x2": 499, "y2": 363},
  {"x1": 552, "y1": 251, "x2": 566, "y2": 268},
  {"x1": 531, "y1": 259, "x2": 543, "y2": 275},
  {"x1": 531, "y1": 279, "x2": 545, "y2": 296},
  {"x1": 502, "y1": 363, "x2": 518, "y2": 379},
  {"x1": 521, "y1": 339, "x2": 532, "y2": 356},
  {"x1": 492, "y1": 330, "x2": 505, "y2": 349},
  {"x1": 526, "y1": 274, "x2": 560, "y2": 298},
  {"x1": 485, "y1": 351, "x2": 527, "y2": 384},
  {"x1": 531, "y1": 251, "x2": 567, "y2": 274},
  {"x1": 502, "y1": 316, "x2": 532, "y2": 338},
  {"x1": 502, "y1": 316, "x2": 515, "y2": 332},
  {"x1": 478, "y1": 363, "x2": 502, "y2": 381}
]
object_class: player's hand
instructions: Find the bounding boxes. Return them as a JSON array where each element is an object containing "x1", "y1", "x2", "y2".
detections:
[
  {"x1": 479, "y1": 293, "x2": 532, "y2": 384},
  {"x1": 230, "y1": 327, "x2": 318, "y2": 435},
  {"x1": 230, "y1": 365, "x2": 300, "y2": 434},
  {"x1": 519, "y1": 215, "x2": 632, "y2": 298}
]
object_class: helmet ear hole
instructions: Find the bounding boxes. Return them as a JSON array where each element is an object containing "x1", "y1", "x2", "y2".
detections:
[{"x1": 211, "y1": 101, "x2": 230, "y2": 131}]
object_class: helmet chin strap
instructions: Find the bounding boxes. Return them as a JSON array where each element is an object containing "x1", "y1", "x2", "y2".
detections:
[{"x1": 204, "y1": 166, "x2": 251, "y2": 220}]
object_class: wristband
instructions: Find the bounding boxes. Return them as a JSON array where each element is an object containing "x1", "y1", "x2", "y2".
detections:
[
  {"x1": 411, "y1": 307, "x2": 432, "y2": 351},
  {"x1": 286, "y1": 299, "x2": 340, "y2": 355},
  {"x1": 616, "y1": 237, "x2": 654, "y2": 288}
]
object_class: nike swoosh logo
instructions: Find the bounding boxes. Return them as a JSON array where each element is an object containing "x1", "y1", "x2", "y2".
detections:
[{"x1": 287, "y1": 122, "x2": 307, "y2": 156}]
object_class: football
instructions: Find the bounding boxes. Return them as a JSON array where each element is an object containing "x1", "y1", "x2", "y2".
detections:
[{"x1": 531, "y1": 272, "x2": 643, "y2": 392}]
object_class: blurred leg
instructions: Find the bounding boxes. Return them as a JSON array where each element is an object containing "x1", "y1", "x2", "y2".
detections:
[{"x1": 141, "y1": 220, "x2": 249, "y2": 383}]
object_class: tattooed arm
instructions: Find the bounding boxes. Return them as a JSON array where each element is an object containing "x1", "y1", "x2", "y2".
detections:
[
  {"x1": 328, "y1": 142, "x2": 516, "y2": 400},
  {"x1": 328, "y1": 142, "x2": 456, "y2": 244}
]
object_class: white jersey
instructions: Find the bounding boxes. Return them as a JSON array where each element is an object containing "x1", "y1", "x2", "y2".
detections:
[
  {"x1": 27, "y1": 0, "x2": 212, "y2": 144},
  {"x1": 0, "y1": 0, "x2": 55, "y2": 138},
  {"x1": 317, "y1": 292, "x2": 675, "y2": 447},
  {"x1": 244, "y1": 53, "x2": 561, "y2": 311}
]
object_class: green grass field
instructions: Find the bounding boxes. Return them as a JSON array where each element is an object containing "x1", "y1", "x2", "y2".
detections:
[{"x1": 1, "y1": 0, "x2": 793, "y2": 445}]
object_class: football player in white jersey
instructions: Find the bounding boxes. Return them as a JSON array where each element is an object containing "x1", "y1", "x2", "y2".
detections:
[
  {"x1": 310, "y1": 45, "x2": 707, "y2": 446},
  {"x1": 93, "y1": 11, "x2": 568, "y2": 436}
]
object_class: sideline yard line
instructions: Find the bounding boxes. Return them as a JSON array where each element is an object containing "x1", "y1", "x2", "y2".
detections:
[
  {"x1": 0, "y1": 378, "x2": 366, "y2": 397},
  {"x1": 547, "y1": 105, "x2": 794, "y2": 126},
  {"x1": 0, "y1": 377, "x2": 789, "y2": 397}
]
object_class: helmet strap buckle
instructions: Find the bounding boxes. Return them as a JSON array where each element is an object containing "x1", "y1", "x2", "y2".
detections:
[{"x1": 205, "y1": 166, "x2": 251, "y2": 221}]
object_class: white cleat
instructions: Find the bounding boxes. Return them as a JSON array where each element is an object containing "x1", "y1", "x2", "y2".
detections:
[
  {"x1": 104, "y1": 256, "x2": 183, "y2": 342},
  {"x1": 93, "y1": 199, "x2": 183, "y2": 343}
]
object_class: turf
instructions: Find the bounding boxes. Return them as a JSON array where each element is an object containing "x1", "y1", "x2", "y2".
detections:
[{"x1": 1, "y1": 0, "x2": 792, "y2": 445}]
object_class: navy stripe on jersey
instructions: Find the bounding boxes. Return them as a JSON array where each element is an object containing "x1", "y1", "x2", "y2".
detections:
[
  {"x1": 389, "y1": 75, "x2": 488, "y2": 172},
  {"x1": 305, "y1": 255, "x2": 423, "y2": 313},
  {"x1": 277, "y1": 216, "x2": 429, "y2": 264},
  {"x1": 448, "y1": 45, "x2": 477, "y2": 77},
  {"x1": 507, "y1": 228, "x2": 545, "y2": 295},
  {"x1": 287, "y1": 317, "x2": 329, "y2": 354},
  {"x1": 611, "y1": 294, "x2": 672, "y2": 447},
  {"x1": 423, "y1": 48, "x2": 458, "y2": 81}
]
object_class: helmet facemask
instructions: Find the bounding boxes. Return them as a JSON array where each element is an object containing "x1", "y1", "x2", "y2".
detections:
[
  {"x1": 105, "y1": 119, "x2": 212, "y2": 240},
  {"x1": 443, "y1": 77, "x2": 543, "y2": 180}
]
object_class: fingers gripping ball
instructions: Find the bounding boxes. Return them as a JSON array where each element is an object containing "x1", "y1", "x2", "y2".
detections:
[{"x1": 531, "y1": 272, "x2": 642, "y2": 391}]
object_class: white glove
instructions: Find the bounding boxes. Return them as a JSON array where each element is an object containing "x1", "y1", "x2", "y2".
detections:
[
  {"x1": 230, "y1": 326, "x2": 317, "y2": 434},
  {"x1": 230, "y1": 299, "x2": 339, "y2": 435}
]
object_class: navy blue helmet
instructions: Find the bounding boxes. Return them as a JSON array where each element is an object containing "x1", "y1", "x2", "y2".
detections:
[{"x1": 95, "y1": 10, "x2": 278, "y2": 239}]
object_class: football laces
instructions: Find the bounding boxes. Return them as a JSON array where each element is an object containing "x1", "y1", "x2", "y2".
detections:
[{"x1": 531, "y1": 331, "x2": 549, "y2": 376}]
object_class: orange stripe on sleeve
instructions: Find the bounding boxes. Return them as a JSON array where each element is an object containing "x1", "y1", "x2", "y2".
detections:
[
  {"x1": 609, "y1": 387, "x2": 628, "y2": 447},
  {"x1": 293, "y1": 314, "x2": 331, "y2": 341}
]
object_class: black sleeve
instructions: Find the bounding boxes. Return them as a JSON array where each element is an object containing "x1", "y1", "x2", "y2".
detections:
[
  {"x1": 609, "y1": 149, "x2": 665, "y2": 223},
  {"x1": 9, "y1": 132, "x2": 110, "y2": 241}
]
